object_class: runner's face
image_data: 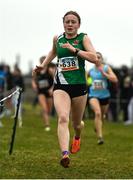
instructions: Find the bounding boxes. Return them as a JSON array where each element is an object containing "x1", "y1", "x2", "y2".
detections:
[
  {"x1": 96, "y1": 54, "x2": 103, "y2": 66},
  {"x1": 63, "y1": 14, "x2": 80, "y2": 37}
]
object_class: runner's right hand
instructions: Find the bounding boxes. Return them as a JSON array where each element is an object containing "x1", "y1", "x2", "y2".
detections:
[{"x1": 32, "y1": 65, "x2": 43, "y2": 77}]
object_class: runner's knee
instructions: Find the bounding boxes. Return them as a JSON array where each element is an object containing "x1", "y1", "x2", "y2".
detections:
[
  {"x1": 58, "y1": 114, "x2": 69, "y2": 124},
  {"x1": 95, "y1": 110, "x2": 101, "y2": 119}
]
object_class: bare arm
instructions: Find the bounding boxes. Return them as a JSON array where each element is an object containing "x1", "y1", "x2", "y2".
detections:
[
  {"x1": 61, "y1": 35, "x2": 99, "y2": 64},
  {"x1": 78, "y1": 35, "x2": 98, "y2": 63},
  {"x1": 32, "y1": 36, "x2": 57, "y2": 76},
  {"x1": 41, "y1": 36, "x2": 57, "y2": 67},
  {"x1": 31, "y1": 78, "x2": 37, "y2": 92},
  {"x1": 99, "y1": 66, "x2": 118, "y2": 83}
]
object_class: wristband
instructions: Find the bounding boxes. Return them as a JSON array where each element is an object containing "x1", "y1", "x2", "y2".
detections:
[{"x1": 74, "y1": 48, "x2": 80, "y2": 55}]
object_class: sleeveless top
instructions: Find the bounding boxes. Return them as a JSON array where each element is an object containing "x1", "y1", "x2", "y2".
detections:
[
  {"x1": 54, "y1": 33, "x2": 86, "y2": 85},
  {"x1": 89, "y1": 65, "x2": 111, "y2": 98},
  {"x1": 36, "y1": 71, "x2": 53, "y2": 91}
]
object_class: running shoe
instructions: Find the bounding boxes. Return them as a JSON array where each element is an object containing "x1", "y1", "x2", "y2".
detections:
[
  {"x1": 97, "y1": 137, "x2": 104, "y2": 145},
  {"x1": 70, "y1": 137, "x2": 81, "y2": 154},
  {"x1": 60, "y1": 154, "x2": 70, "y2": 168},
  {"x1": 45, "y1": 126, "x2": 50, "y2": 131}
]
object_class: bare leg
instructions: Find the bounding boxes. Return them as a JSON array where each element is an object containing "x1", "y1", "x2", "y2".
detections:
[
  {"x1": 38, "y1": 94, "x2": 50, "y2": 127},
  {"x1": 89, "y1": 98, "x2": 103, "y2": 138},
  {"x1": 71, "y1": 94, "x2": 87, "y2": 137},
  {"x1": 53, "y1": 90, "x2": 71, "y2": 152},
  {"x1": 101, "y1": 104, "x2": 109, "y2": 120}
]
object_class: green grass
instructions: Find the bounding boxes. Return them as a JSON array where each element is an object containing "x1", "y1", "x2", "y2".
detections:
[{"x1": 0, "y1": 104, "x2": 133, "y2": 179}]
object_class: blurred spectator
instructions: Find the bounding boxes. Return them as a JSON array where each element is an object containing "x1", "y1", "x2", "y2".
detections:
[
  {"x1": 4, "y1": 65, "x2": 14, "y2": 116},
  {"x1": 0, "y1": 64, "x2": 6, "y2": 127},
  {"x1": 12, "y1": 66, "x2": 25, "y2": 127},
  {"x1": 123, "y1": 76, "x2": 133, "y2": 125},
  {"x1": 108, "y1": 67, "x2": 120, "y2": 122},
  {"x1": 119, "y1": 66, "x2": 132, "y2": 122}
]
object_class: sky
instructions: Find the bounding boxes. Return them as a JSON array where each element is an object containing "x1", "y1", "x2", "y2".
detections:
[{"x1": 0, "y1": 0, "x2": 133, "y2": 74}]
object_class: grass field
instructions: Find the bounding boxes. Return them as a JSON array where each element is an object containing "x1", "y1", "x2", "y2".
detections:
[{"x1": 0, "y1": 104, "x2": 133, "y2": 179}]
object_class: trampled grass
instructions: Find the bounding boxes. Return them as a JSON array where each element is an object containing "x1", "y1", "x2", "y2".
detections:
[{"x1": 0, "y1": 104, "x2": 133, "y2": 179}]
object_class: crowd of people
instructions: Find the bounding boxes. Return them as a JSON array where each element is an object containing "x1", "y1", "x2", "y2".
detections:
[
  {"x1": 1, "y1": 10, "x2": 133, "y2": 168},
  {"x1": 0, "y1": 63, "x2": 25, "y2": 127}
]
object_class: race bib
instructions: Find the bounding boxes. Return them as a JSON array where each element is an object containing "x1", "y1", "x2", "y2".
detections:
[
  {"x1": 92, "y1": 80, "x2": 105, "y2": 90},
  {"x1": 58, "y1": 56, "x2": 79, "y2": 71},
  {"x1": 38, "y1": 80, "x2": 49, "y2": 88}
]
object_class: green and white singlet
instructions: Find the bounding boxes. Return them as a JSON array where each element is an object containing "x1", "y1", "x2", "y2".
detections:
[{"x1": 54, "y1": 33, "x2": 87, "y2": 85}]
